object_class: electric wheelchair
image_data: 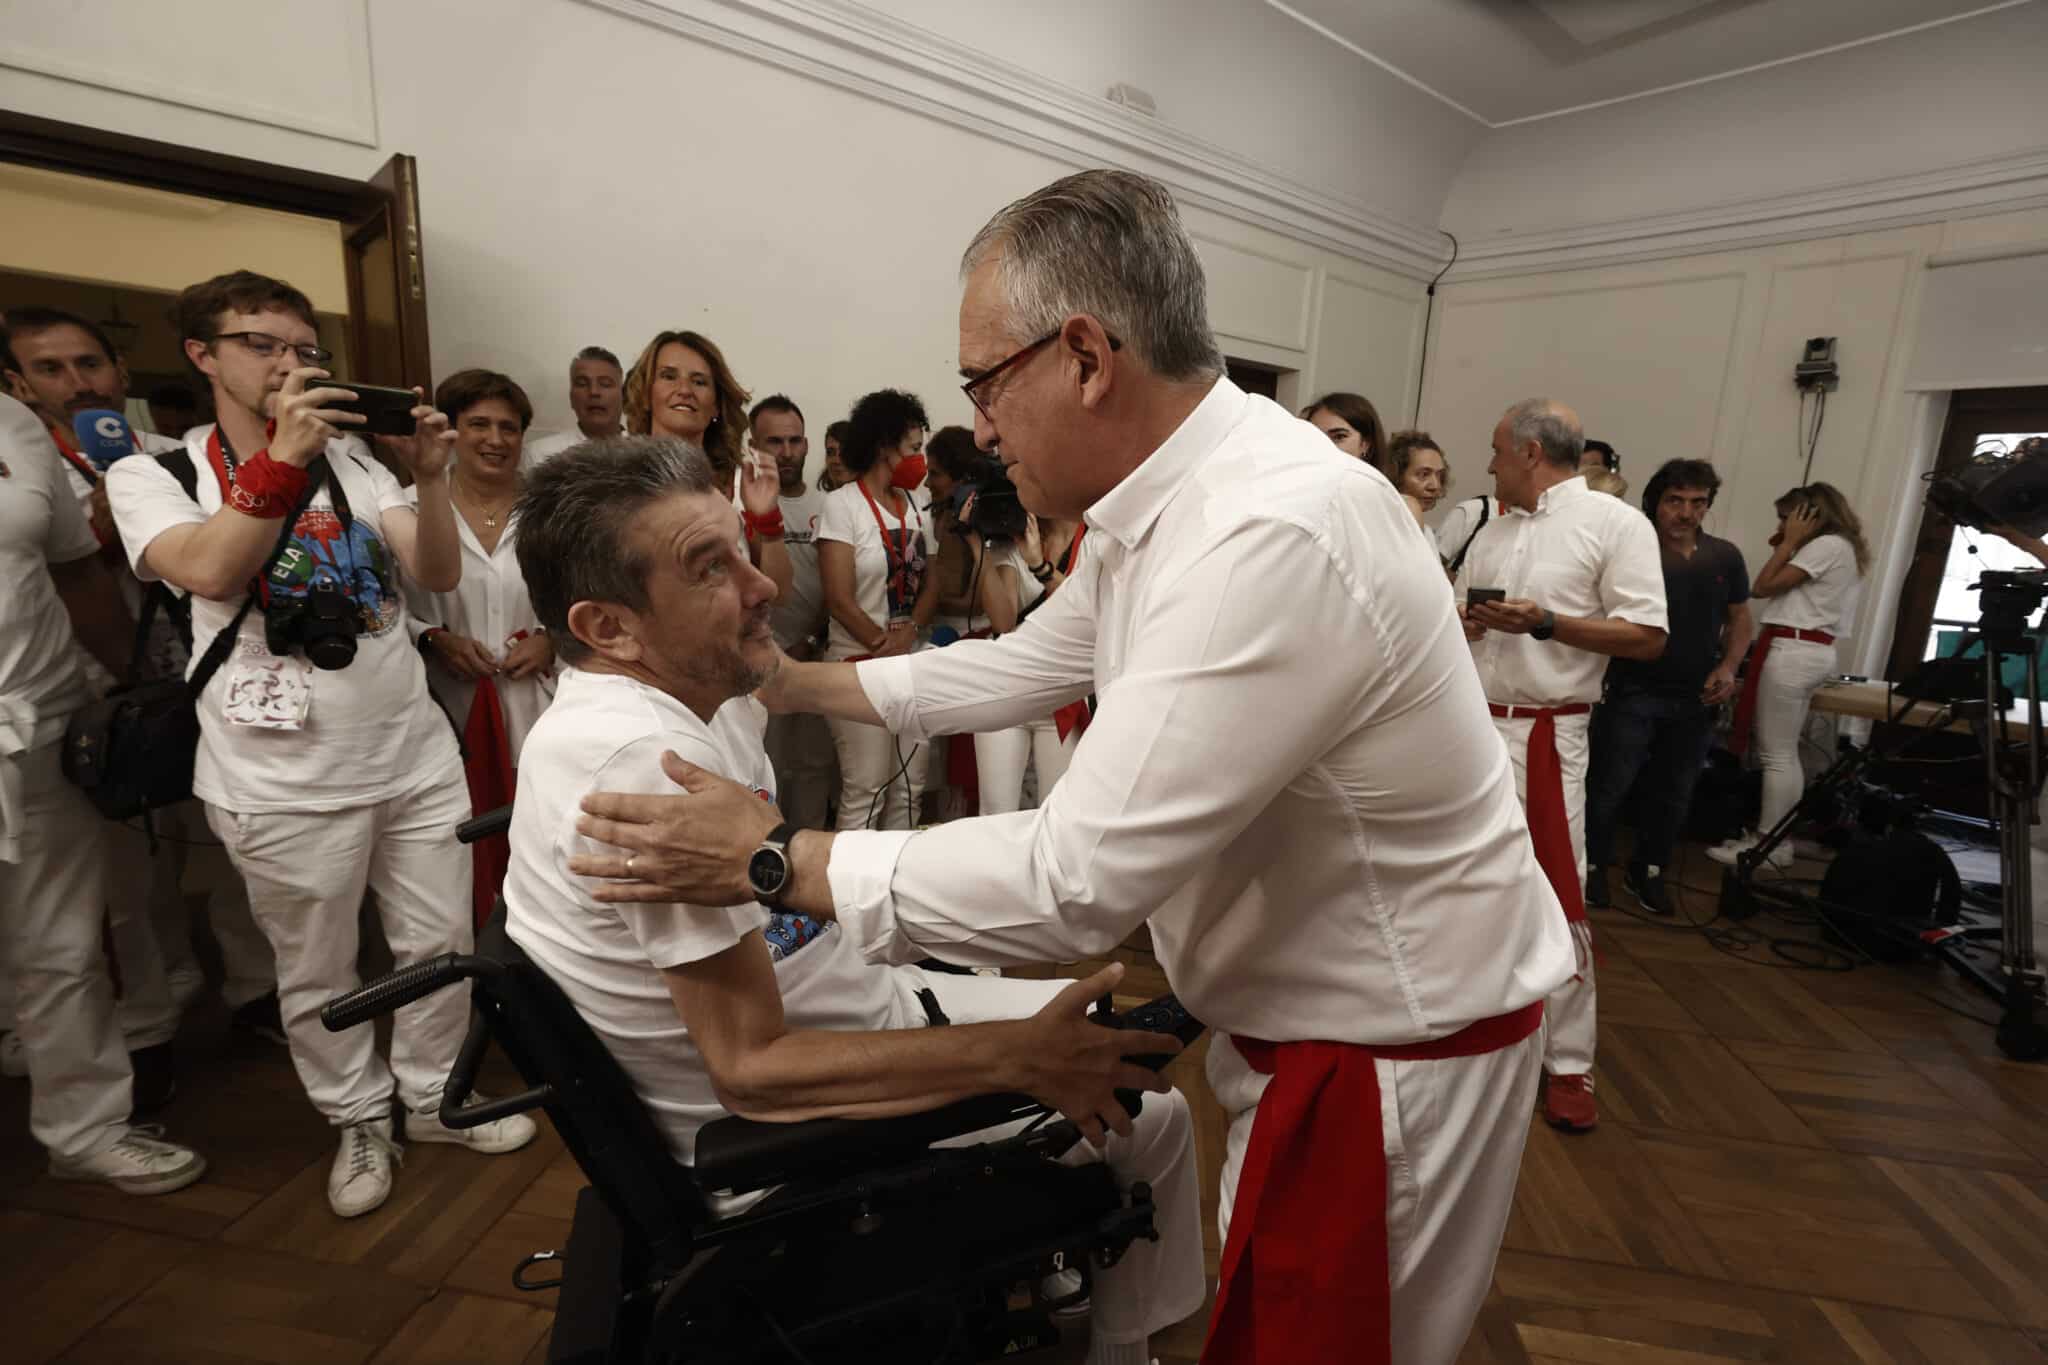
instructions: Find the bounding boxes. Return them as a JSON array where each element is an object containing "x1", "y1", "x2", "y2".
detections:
[{"x1": 320, "y1": 807, "x2": 1202, "y2": 1363}]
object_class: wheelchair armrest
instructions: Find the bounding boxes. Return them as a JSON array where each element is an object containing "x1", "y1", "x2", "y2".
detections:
[{"x1": 694, "y1": 1090, "x2": 1062, "y2": 1194}]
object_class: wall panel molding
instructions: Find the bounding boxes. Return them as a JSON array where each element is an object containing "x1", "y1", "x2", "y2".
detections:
[
  {"x1": 576, "y1": 0, "x2": 1451, "y2": 280},
  {"x1": 0, "y1": 0, "x2": 379, "y2": 149}
]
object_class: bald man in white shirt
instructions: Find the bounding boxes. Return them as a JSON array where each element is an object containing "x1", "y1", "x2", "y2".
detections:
[
  {"x1": 1456, "y1": 399, "x2": 1667, "y2": 1134},
  {"x1": 562, "y1": 170, "x2": 1575, "y2": 1365}
]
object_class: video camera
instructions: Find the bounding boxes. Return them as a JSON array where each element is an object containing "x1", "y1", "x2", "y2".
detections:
[
  {"x1": 1926, "y1": 436, "x2": 2048, "y2": 538},
  {"x1": 949, "y1": 453, "x2": 1030, "y2": 541}
]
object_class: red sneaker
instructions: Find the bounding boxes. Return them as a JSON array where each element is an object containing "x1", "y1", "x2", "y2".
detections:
[{"x1": 1544, "y1": 1072, "x2": 1598, "y2": 1132}]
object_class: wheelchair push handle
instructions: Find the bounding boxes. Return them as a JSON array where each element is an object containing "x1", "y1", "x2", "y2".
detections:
[{"x1": 321, "y1": 952, "x2": 500, "y2": 1032}]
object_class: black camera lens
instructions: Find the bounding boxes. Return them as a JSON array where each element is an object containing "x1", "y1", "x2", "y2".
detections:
[{"x1": 298, "y1": 581, "x2": 359, "y2": 671}]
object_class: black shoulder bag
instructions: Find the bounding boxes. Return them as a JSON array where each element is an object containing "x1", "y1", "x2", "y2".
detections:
[{"x1": 61, "y1": 450, "x2": 328, "y2": 820}]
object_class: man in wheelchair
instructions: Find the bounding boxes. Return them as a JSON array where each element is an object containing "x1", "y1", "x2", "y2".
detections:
[{"x1": 501, "y1": 435, "x2": 1205, "y2": 1362}]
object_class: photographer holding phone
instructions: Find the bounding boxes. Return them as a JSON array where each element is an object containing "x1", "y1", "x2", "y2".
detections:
[
  {"x1": 1454, "y1": 398, "x2": 1666, "y2": 1134},
  {"x1": 106, "y1": 270, "x2": 537, "y2": 1221}
]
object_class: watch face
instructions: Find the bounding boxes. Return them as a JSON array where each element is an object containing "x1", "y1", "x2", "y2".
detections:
[{"x1": 748, "y1": 846, "x2": 789, "y2": 897}]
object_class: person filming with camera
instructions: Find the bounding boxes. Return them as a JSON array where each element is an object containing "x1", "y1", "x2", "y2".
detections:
[{"x1": 105, "y1": 270, "x2": 537, "y2": 1221}]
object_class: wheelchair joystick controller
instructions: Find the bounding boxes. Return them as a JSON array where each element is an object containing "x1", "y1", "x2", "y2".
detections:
[{"x1": 1094, "y1": 992, "x2": 1205, "y2": 1072}]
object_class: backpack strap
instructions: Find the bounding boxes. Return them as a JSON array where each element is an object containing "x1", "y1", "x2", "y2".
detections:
[
  {"x1": 157, "y1": 447, "x2": 199, "y2": 502},
  {"x1": 1446, "y1": 496, "x2": 1491, "y2": 579}
]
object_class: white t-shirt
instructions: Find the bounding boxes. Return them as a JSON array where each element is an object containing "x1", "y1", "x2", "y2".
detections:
[
  {"x1": 105, "y1": 426, "x2": 460, "y2": 813},
  {"x1": 503, "y1": 668, "x2": 908, "y2": 1164},
  {"x1": 0, "y1": 395, "x2": 97, "y2": 750},
  {"x1": 1454, "y1": 474, "x2": 1669, "y2": 706},
  {"x1": 1434, "y1": 494, "x2": 1491, "y2": 570},
  {"x1": 522, "y1": 427, "x2": 618, "y2": 469},
  {"x1": 399, "y1": 492, "x2": 556, "y2": 762},
  {"x1": 815, "y1": 482, "x2": 930, "y2": 661},
  {"x1": 771, "y1": 483, "x2": 831, "y2": 653},
  {"x1": 1758, "y1": 533, "x2": 1862, "y2": 635},
  {"x1": 994, "y1": 540, "x2": 1046, "y2": 619}
]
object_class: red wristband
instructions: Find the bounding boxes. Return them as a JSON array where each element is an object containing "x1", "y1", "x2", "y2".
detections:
[
  {"x1": 225, "y1": 450, "x2": 310, "y2": 520},
  {"x1": 744, "y1": 508, "x2": 786, "y2": 540}
]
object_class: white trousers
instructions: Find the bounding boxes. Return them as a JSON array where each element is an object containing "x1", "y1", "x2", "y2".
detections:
[
  {"x1": 1755, "y1": 637, "x2": 1836, "y2": 835},
  {"x1": 0, "y1": 741, "x2": 133, "y2": 1160},
  {"x1": 907, "y1": 969, "x2": 1210, "y2": 1346},
  {"x1": 763, "y1": 710, "x2": 838, "y2": 830},
  {"x1": 1208, "y1": 1028, "x2": 1543, "y2": 1365},
  {"x1": 145, "y1": 801, "x2": 275, "y2": 1010},
  {"x1": 1494, "y1": 711, "x2": 1597, "y2": 1077},
  {"x1": 204, "y1": 763, "x2": 475, "y2": 1126},
  {"x1": 973, "y1": 716, "x2": 1075, "y2": 815},
  {"x1": 827, "y1": 714, "x2": 923, "y2": 832}
]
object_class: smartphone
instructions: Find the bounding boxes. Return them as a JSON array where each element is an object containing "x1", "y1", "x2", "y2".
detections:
[
  {"x1": 1466, "y1": 588, "x2": 1506, "y2": 607},
  {"x1": 328, "y1": 382, "x2": 420, "y2": 436}
]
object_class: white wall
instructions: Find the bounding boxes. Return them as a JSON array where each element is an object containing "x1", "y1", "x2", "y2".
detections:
[
  {"x1": 1442, "y1": 2, "x2": 2048, "y2": 246},
  {"x1": 0, "y1": 0, "x2": 1432, "y2": 451},
  {"x1": 1421, "y1": 203, "x2": 2048, "y2": 675},
  {"x1": 861, "y1": 0, "x2": 1481, "y2": 230}
]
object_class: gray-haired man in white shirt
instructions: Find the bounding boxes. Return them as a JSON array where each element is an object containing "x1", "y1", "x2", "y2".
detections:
[
  {"x1": 563, "y1": 170, "x2": 1574, "y2": 1365},
  {"x1": 1456, "y1": 400, "x2": 1667, "y2": 1135}
]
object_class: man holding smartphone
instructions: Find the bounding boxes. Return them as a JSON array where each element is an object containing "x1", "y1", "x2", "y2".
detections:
[
  {"x1": 1456, "y1": 398, "x2": 1666, "y2": 1133},
  {"x1": 107, "y1": 270, "x2": 537, "y2": 1220}
]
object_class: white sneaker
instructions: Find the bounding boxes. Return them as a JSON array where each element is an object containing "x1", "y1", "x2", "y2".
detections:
[
  {"x1": 51, "y1": 1124, "x2": 206, "y2": 1195},
  {"x1": 0, "y1": 1031, "x2": 24, "y2": 1078},
  {"x1": 406, "y1": 1096, "x2": 538, "y2": 1154},
  {"x1": 329, "y1": 1116, "x2": 402, "y2": 1218},
  {"x1": 1708, "y1": 834, "x2": 1792, "y2": 870}
]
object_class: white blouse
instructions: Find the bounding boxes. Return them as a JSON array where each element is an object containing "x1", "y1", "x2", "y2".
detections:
[{"x1": 401, "y1": 490, "x2": 555, "y2": 762}]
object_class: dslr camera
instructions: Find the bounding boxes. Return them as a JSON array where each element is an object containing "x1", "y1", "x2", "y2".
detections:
[
  {"x1": 263, "y1": 548, "x2": 359, "y2": 670},
  {"x1": 950, "y1": 453, "x2": 1030, "y2": 541}
]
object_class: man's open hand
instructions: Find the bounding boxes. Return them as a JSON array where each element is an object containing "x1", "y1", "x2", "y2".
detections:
[
  {"x1": 569, "y1": 752, "x2": 782, "y2": 905},
  {"x1": 1012, "y1": 962, "x2": 1182, "y2": 1149},
  {"x1": 1469, "y1": 597, "x2": 1544, "y2": 635}
]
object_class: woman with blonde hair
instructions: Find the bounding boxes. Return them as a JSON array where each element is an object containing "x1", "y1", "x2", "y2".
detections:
[
  {"x1": 1712, "y1": 481, "x2": 1869, "y2": 870},
  {"x1": 621, "y1": 328, "x2": 787, "y2": 594}
]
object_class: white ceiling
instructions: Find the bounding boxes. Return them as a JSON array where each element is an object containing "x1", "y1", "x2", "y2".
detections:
[{"x1": 1264, "y1": 0, "x2": 2032, "y2": 125}]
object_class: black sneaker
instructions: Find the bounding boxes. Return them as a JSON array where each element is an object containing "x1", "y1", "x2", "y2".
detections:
[
  {"x1": 1624, "y1": 863, "x2": 1673, "y2": 916},
  {"x1": 128, "y1": 1041, "x2": 176, "y2": 1114},
  {"x1": 1585, "y1": 865, "x2": 1611, "y2": 910},
  {"x1": 231, "y1": 992, "x2": 289, "y2": 1046}
]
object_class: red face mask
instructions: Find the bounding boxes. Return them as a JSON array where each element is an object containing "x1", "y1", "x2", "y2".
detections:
[{"x1": 890, "y1": 453, "x2": 928, "y2": 491}]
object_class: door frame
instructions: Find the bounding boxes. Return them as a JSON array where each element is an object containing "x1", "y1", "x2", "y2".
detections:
[{"x1": 0, "y1": 110, "x2": 431, "y2": 393}]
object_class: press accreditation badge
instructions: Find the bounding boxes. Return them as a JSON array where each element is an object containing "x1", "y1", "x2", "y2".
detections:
[{"x1": 222, "y1": 644, "x2": 313, "y2": 730}]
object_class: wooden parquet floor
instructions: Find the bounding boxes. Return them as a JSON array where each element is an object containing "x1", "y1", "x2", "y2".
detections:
[{"x1": 8, "y1": 840, "x2": 2047, "y2": 1363}]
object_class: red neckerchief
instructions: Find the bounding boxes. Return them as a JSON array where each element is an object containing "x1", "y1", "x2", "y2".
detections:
[{"x1": 1058, "y1": 523, "x2": 1086, "y2": 576}]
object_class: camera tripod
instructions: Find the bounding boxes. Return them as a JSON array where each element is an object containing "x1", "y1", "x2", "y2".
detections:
[{"x1": 1721, "y1": 571, "x2": 2047, "y2": 1060}]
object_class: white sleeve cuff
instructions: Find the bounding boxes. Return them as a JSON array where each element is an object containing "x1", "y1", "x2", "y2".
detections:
[
  {"x1": 825, "y1": 828, "x2": 922, "y2": 965},
  {"x1": 855, "y1": 656, "x2": 928, "y2": 741}
]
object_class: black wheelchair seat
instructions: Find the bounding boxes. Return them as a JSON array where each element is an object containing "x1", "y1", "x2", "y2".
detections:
[{"x1": 323, "y1": 898, "x2": 1198, "y2": 1364}]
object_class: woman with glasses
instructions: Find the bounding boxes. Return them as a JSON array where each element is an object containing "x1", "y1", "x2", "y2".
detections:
[{"x1": 816, "y1": 389, "x2": 938, "y2": 830}]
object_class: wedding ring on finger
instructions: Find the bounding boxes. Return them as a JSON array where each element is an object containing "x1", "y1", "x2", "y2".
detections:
[{"x1": 627, "y1": 855, "x2": 637, "y2": 878}]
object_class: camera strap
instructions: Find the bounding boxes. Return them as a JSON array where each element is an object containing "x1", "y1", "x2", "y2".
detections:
[{"x1": 176, "y1": 444, "x2": 333, "y2": 698}]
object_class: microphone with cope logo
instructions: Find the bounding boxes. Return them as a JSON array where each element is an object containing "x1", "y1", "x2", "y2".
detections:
[{"x1": 71, "y1": 408, "x2": 137, "y2": 473}]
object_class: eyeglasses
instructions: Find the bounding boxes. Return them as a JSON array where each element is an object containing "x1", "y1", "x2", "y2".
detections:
[
  {"x1": 960, "y1": 328, "x2": 1121, "y2": 421},
  {"x1": 217, "y1": 330, "x2": 333, "y2": 368}
]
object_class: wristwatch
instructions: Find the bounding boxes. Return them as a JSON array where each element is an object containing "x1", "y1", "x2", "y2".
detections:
[
  {"x1": 1530, "y1": 610, "x2": 1557, "y2": 642},
  {"x1": 747, "y1": 821, "x2": 799, "y2": 906}
]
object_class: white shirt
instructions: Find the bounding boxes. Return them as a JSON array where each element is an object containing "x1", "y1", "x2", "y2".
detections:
[
  {"x1": 105, "y1": 427, "x2": 460, "y2": 813},
  {"x1": 771, "y1": 483, "x2": 831, "y2": 653},
  {"x1": 521, "y1": 427, "x2": 616, "y2": 468},
  {"x1": 400, "y1": 491, "x2": 556, "y2": 761},
  {"x1": 1455, "y1": 475, "x2": 1668, "y2": 707},
  {"x1": 823, "y1": 379, "x2": 1575, "y2": 1045},
  {"x1": 504, "y1": 668, "x2": 907, "y2": 1164},
  {"x1": 1434, "y1": 493, "x2": 1491, "y2": 569},
  {"x1": 0, "y1": 395, "x2": 97, "y2": 751},
  {"x1": 1758, "y1": 533, "x2": 1861, "y2": 634},
  {"x1": 995, "y1": 539, "x2": 1046, "y2": 618},
  {"x1": 815, "y1": 482, "x2": 931, "y2": 661}
]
